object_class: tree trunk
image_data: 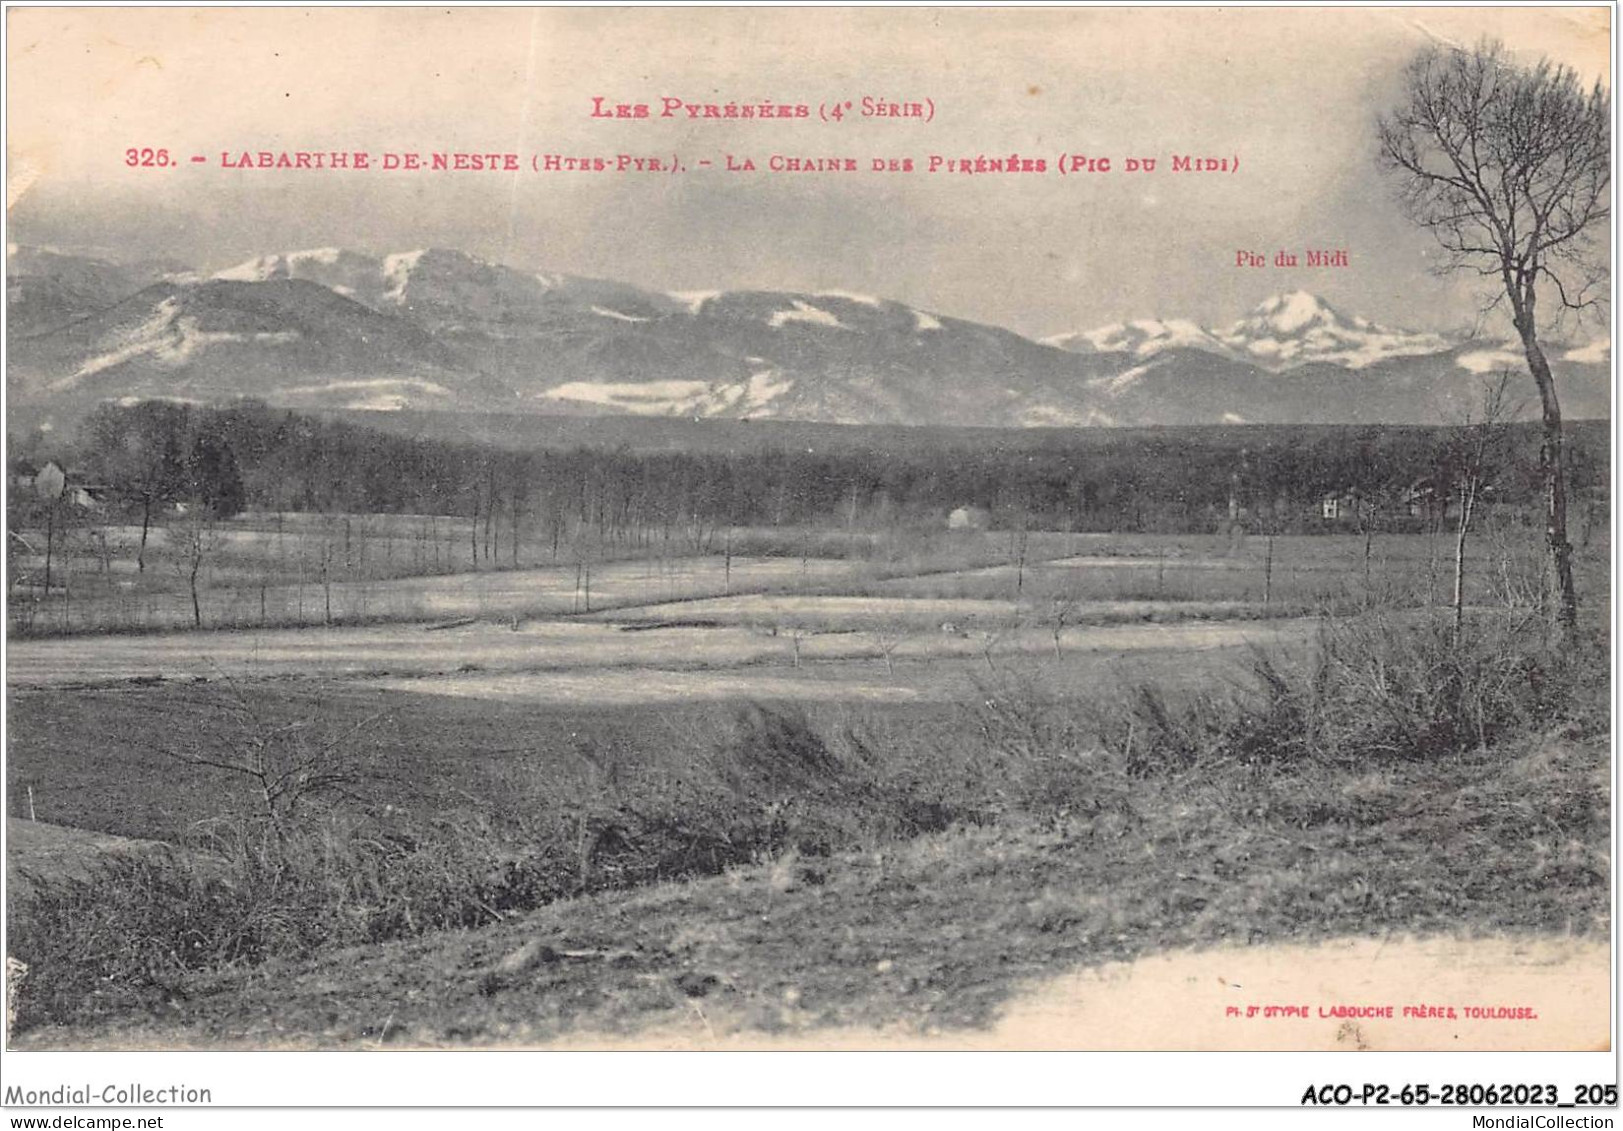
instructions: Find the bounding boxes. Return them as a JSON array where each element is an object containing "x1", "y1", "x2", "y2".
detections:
[
  {"x1": 483, "y1": 466, "x2": 496, "y2": 562},
  {"x1": 510, "y1": 493, "x2": 521, "y2": 568},
  {"x1": 137, "y1": 497, "x2": 152, "y2": 572},
  {"x1": 1262, "y1": 532, "x2": 1274, "y2": 607},
  {"x1": 1362, "y1": 515, "x2": 1374, "y2": 607},
  {"x1": 43, "y1": 505, "x2": 55, "y2": 593},
  {"x1": 189, "y1": 555, "x2": 203, "y2": 629},
  {"x1": 321, "y1": 548, "x2": 332, "y2": 626},
  {"x1": 1453, "y1": 482, "x2": 1476, "y2": 640},
  {"x1": 1517, "y1": 325, "x2": 1580, "y2": 642}
]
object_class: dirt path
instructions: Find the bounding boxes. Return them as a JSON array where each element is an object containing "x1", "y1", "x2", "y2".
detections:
[
  {"x1": 375, "y1": 620, "x2": 1312, "y2": 705},
  {"x1": 7, "y1": 615, "x2": 1316, "y2": 691},
  {"x1": 593, "y1": 593, "x2": 1258, "y2": 629}
]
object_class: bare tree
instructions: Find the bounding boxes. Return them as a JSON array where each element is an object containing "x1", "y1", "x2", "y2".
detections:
[
  {"x1": 34, "y1": 465, "x2": 65, "y2": 595},
  {"x1": 1352, "y1": 493, "x2": 1380, "y2": 607},
  {"x1": 1007, "y1": 519, "x2": 1031, "y2": 604},
  {"x1": 172, "y1": 507, "x2": 223, "y2": 629},
  {"x1": 1378, "y1": 40, "x2": 1609, "y2": 644},
  {"x1": 1045, "y1": 592, "x2": 1079, "y2": 659},
  {"x1": 162, "y1": 677, "x2": 381, "y2": 834},
  {"x1": 1450, "y1": 371, "x2": 1518, "y2": 637},
  {"x1": 978, "y1": 621, "x2": 1010, "y2": 673},
  {"x1": 78, "y1": 402, "x2": 186, "y2": 573},
  {"x1": 871, "y1": 628, "x2": 901, "y2": 676}
]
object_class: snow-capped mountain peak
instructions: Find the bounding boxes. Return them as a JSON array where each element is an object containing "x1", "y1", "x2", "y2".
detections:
[
  {"x1": 1214, "y1": 291, "x2": 1453, "y2": 369},
  {"x1": 216, "y1": 247, "x2": 366, "y2": 281},
  {"x1": 1045, "y1": 318, "x2": 1226, "y2": 359},
  {"x1": 1230, "y1": 290, "x2": 1349, "y2": 336},
  {"x1": 1049, "y1": 292, "x2": 1457, "y2": 372},
  {"x1": 214, "y1": 247, "x2": 401, "y2": 306},
  {"x1": 9, "y1": 247, "x2": 1612, "y2": 429}
]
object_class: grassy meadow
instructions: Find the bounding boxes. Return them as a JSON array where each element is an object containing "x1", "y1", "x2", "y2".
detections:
[{"x1": 4, "y1": 502, "x2": 1611, "y2": 1047}]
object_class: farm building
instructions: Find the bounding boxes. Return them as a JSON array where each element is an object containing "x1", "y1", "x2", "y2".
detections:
[
  {"x1": 7, "y1": 458, "x2": 39, "y2": 494},
  {"x1": 33, "y1": 461, "x2": 65, "y2": 500},
  {"x1": 1399, "y1": 479, "x2": 1454, "y2": 524},
  {"x1": 65, "y1": 484, "x2": 111, "y2": 511},
  {"x1": 1318, "y1": 490, "x2": 1370, "y2": 523},
  {"x1": 16, "y1": 461, "x2": 112, "y2": 510},
  {"x1": 1316, "y1": 481, "x2": 1462, "y2": 530},
  {"x1": 947, "y1": 505, "x2": 991, "y2": 530}
]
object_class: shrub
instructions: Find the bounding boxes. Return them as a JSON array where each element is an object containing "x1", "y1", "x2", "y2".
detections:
[
  {"x1": 1104, "y1": 611, "x2": 1599, "y2": 775},
  {"x1": 7, "y1": 809, "x2": 591, "y2": 1032}
]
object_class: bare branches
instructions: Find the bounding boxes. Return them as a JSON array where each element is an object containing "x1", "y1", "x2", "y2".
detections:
[
  {"x1": 1378, "y1": 38, "x2": 1602, "y2": 641},
  {"x1": 1449, "y1": 369, "x2": 1520, "y2": 636},
  {"x1": 161, "y1": 678, "x2": 383, "y2": 831},
  {"x1": 1045, "y1": 593, "x2": 1080, "y2": 660},
  {"x1": 1377, "y1": 39, "x2": 1610, "y2": 331}
]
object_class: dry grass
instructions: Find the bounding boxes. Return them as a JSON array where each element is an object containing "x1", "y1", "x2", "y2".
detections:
[
  {"x1": 8, "y1": 605, "x2": 1607, "y2": 1042},
  {"x1": 12, "y1": 721, "x2": 1606, "y2": 1048}
]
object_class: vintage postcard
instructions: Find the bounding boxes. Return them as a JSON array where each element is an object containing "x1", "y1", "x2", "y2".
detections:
[{"x1": 2, "y1": 2, "x2": 1613, "y2": 1088}]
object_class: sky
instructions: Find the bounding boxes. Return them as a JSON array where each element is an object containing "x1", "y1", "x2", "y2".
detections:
[{"x1": 5, "y1": 6, "x2": 1612, "y2": 340}]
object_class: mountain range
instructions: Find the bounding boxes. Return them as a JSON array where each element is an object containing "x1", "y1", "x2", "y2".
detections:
[{"x1": 7, "y1": 243, "x2": 1611, "y2": 432}]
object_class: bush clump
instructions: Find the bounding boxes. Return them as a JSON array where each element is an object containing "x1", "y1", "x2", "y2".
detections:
[{"x1": 1112, "y1": 613, "x2": 1599, "y2": 774}]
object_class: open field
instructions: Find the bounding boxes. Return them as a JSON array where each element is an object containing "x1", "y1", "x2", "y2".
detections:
[
  {"x1": 9, "y1": 549, "x2": 868, "y2": 635},
  {"x1": 7, "y1": 610, "x2": 1306, "y2": 689},
  {"x1": 595, "y1": 592, "x2": 1263, "y2": 632},
  {"x1": 7, "y1": 521, "x2": 1605, "y2": 844},
  {"x1": 6, "y1": 511, "x2": 1610, "y2": 1046},
  {"x1": 10, "y1": 518, "x2": 1086, "y2": 636},
  {"x1": 12, "y1": 520, "x2": 1605, "y2": 636},
  {"x1": 371, "y1": 631, "x2": 1282, "y2": 707},
  {"x1": 8, "y1": 615, "x2": 1313, "y2": 841}
]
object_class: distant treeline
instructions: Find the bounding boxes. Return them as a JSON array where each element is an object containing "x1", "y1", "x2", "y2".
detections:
[{"x1": 17, "y1": 400, "x2": 1610, "y2": 537}]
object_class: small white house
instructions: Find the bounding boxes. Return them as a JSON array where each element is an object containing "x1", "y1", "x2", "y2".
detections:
[
  {"x1": 947, "y1": 505, "x2": 991, "y2": 531},
  {"x1": 34, "y1": 461, "x2": 66, "y2": 501}
]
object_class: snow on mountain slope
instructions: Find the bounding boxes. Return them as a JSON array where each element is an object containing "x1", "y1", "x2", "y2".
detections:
[
  {"x1": 10, "y1": 247, "x2": 1611, "y2": 429},
  {"x1": 216, "y1": 247, "x2": 348, "y2": 281},
  {"x1": 7, "y1": 278, "x2": 509, "y2": 417},
  {"x1": 540, "y1": 368, "x2": 800, "y2": 419},
  {"x1": 214, "y1": 247, "x2": 684, "y2": 328},
  {"x1": 65, "y1": 296, "x2": 302, "y2": 387},
  {"x1": 7, "y1": 245, "x2": 188, "y2": 337},
  {"x1": 768, "y1": 300, "x2": 848, "y2": 329},
  {"x1": 1045, "y1": 319, "x2": 1228, "y2": 359},
  {"x1": 1215, "y1": 292, "x2": 1453, "y2": 369},
  {"x1": 1049, "y1": 292, "x2": 1456, "y2": 371}
]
